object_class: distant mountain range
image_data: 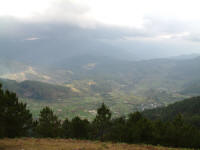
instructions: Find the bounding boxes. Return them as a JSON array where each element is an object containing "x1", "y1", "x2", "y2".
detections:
[
  {"x1": 1, "y1": 55, "x2": 200, "y2": 100},
  {"x1": 0, "y1": 54, "x2": 200, "y2": 119}
]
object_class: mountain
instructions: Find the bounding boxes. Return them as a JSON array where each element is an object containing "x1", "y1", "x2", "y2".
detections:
[
  {"x1": 0, "y1": 79, "x2": 75, "y2": 100},
  {"x1": 0, "y1": 55, "x2": 200, "y2": 119},
  {"x1": 170, "y1": 53, "x2": 200, "y2": 60},
  {"x1": 142, "y1": 96, "x2": 200, "y2": 127},
  {"x1": 1, "y1": 56, "x2": 200, "y2": 101},
  {"x1": 180, "y1": 81, "x2": 200, "y2": 96}
]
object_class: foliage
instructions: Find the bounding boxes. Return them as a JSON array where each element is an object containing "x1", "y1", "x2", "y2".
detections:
[
  {"x1": 0, "y1": 75, "x2": 188, "y2": 120},
  {"x1": 142, "y1": 96, "x2": 200, "y2": 128},
  {"x1": 36, "y1": 106, "x2": 62, "y2": 137},
  {"x1": 92, "y1": 103, "x2": 112, "y2": 141},
  {"x1": 0, "y1": 83, "x2": 33, "y2": 138},
  {"x1": 0, "y1": 79, "x2": 75, "y2": 100},
  {"x1": 181, "y1": 81, "x2": 200, "y2": 95},
  {"x1": 70, "y1": 117, "x2": 90, "y2": 139},
  {"x1": 1, "y1": 84, "x2": 200, "y2": 148}
]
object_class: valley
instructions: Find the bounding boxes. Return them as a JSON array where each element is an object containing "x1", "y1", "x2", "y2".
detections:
[
  {"x1": 0, "y1": 55, "x2": 199, "y2": 119},
  {"x1": 1, "y1": 2, "x2": 200, "y2": 149}
]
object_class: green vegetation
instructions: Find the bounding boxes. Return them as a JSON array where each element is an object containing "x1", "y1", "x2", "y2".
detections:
[
  {"x1": 143, "y1": 96, "x2": 200, "y2": 128},
  {"x1": 181, "y1": 81, "x2": 200, "y2": 96},
  {"x1": 1, "y1": 57, "x2": 200, "y2": 120},
  {"x1": 0, "y1": 79, "x2": 75, "y2": 100},
  {"x1": 0, "y1": 84, "x2": 32, "y2": 138},
  {"x1": 0, "y1": 78, "x2": 188, "y2": 120},
  {"x1": 36, "y1": 106, "x2": 62, "y2": 137},
  {"x1": 1, "y1": 85, "x2": 200, "y2": 148}
]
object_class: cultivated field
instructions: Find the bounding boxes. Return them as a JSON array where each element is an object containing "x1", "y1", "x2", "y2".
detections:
[{"x1": 0, "y1": 138, "x2": 187, "y2": 150}]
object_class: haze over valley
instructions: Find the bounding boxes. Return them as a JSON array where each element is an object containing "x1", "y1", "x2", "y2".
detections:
[
  {"x1": 3, "y1": 1, "x2": 200, "y2": 149},
  {"x1": 0, "y1": 54, "x2": 200, "y2": 119},
  {"x1": 1, "y1": 0, "x2": 200, "y2": 120}
]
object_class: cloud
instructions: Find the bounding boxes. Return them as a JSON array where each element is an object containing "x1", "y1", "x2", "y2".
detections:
[
  {"x1": 1, "y1": 0, "x2": 200, "y2": 39},
  {"x1": 1, "y1": 0, "x2": 200, "y2": 62},
  {"x1": 22, "y1": 0, "x2": 97, "y2": 28},
  {"x1": 184, "y1": 33, "x2": 200, "y2": 42},
  {"x1": 25, "y1": 37, "x2": 40, "y2": 41},
  {"x1": 0, "y1": 14, "x2": 198, "y2": 45}
]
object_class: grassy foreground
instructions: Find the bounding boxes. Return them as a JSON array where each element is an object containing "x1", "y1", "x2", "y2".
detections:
[{"x1": 0, "y1": 138, "x2": 187, "y2": 150}]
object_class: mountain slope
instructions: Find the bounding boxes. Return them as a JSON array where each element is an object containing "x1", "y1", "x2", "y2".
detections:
[
  {"x1": 0, "y1": 79, "x2": 76, "y2": 100},
  {"x1": 143, "y1": 96, "x2": 200, "y2": 127},
  {"x1": 180, "y1": 81, "x2": 200, "y2": 96},
  {"x1": 1, "y1": 56, "x2": 200, "y2": 119}
]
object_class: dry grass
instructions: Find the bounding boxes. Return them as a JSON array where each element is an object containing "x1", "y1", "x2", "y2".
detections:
[{"x1": 0, "y1": 138, "x2": 186, "y2": 150}]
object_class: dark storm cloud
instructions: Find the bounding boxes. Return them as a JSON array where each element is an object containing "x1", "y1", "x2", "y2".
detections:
[
  {"x1": 0, "y1": 16, "x2": 152, "y2": 41},
  {"x1": 0, "y1": 13, "x2": 200, "y2": 65}
]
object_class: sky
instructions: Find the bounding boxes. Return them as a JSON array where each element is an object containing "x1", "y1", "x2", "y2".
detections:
[{"x1": 1, "y1": 0, "x2": 200, "y2": 60}]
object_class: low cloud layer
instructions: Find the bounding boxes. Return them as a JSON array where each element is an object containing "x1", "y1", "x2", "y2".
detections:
[{"x1": 0, "y1": 0, "x2": 200, "y2": 63}]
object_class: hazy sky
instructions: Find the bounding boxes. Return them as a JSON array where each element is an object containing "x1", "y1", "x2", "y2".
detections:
[{"x1": 1, "y1": 0, "x2": 200, "y2": 59}]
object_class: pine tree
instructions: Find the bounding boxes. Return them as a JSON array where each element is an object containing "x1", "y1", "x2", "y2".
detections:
[
  {"x1": 36, "y1": 106, "x2": 61, "y2": 137},
  {"x1": 70, "y1": 116, "x2": 90, "y2": 139},
  {"x1": 108, "y1": 117, "x2": 127, "y2": 142},
  {"x1": 93, "y1": 103, "x2": 111, "y2": 141},
  {"x1": 0, "y1": 83, "x2": 33, "y2": 137},
  {"x1": 62, "y1": 118, "x2": 71, "y2": 138}
]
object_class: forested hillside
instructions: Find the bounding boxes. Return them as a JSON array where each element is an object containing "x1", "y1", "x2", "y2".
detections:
[
  {"x1": 181, "y1": 81, "x2": 200, "y2": 96},
  {"x1": 0, "y1": 79, "x2": 75, "y2": 100},
  {"x1": 143, "y1": 96, "x2": 200, "y2": 127},
  {"x1": 1, "y1": 85, "x2": 200, "y2": 148}
]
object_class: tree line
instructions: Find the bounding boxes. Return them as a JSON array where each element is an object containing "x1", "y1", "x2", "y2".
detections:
[
  {"x1": 0, "y1": 83, "x2": 200, "y2": 148},
  {"x1": 143, "y1": 96, "x2": 200, "y2": 128}
]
